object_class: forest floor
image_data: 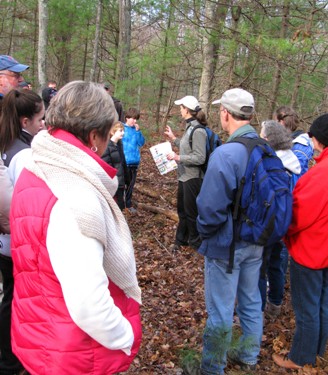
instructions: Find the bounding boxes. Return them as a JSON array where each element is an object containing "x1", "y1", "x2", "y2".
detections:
[{"x1": 123, "y1": 133, "x2": 328, "y2": 375}]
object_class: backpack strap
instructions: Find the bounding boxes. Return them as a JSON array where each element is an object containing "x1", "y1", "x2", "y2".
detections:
[
  {"x1": 189, "y1": 124, "x2": 205, "y2": 149},
  {"x1": 226, "y1": 136, "x2": 269, "y2": 273}
]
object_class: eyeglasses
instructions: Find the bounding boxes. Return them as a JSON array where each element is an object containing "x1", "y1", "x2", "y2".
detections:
[{"x1": 0, "y1": 72, "x2": 22, "y2": 79}]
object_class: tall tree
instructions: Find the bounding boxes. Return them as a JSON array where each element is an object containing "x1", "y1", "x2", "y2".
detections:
[
  {"x1": 199, "y1": 0, "x2": 228, "y2": 116},
  {"x1": 116, "y1": 0, "x2": 131, "y2": 82},
  {"x1": 90, "y1": 0, "x2": 102, "y2": 82},
  {"x1": 38, "y1": 0, "x2": 48, "y2": 91}
]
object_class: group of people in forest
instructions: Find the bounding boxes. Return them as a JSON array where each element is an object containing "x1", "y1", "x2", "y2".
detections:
[
  {"x1": 165, "y1": 88, "x2": 327, "y2": 374},
  {"x1": 0, "y1": 53, "x2": 327, "y2": 375}
]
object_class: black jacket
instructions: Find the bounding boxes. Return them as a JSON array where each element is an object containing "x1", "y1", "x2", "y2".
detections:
[
  {"x1": 102, "y1": 140, "x2": 129, "y2": 188},
  {"x1": 2, "y1": 131, "x2": 33, "y2": 167}
]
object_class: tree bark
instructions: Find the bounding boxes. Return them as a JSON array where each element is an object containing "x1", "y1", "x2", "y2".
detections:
[
  {"x1": 115, "y1": 0, "x2": 131, "y2": 82},
  {"x1": 199, "y1": 0, "x2": 229, "y2": 116},
  {"x1": 38, "y1": 0, "x2": 48, "y2": 92},
  {"x1": 268, "y1": 1, "x2": 290, "y2": 117},
  {"x1": 90, "y1": 0, "x2": 102, "y2": 82}
]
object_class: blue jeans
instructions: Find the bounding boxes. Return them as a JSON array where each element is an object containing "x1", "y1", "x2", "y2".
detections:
[
  {"x1": 289, "y1": 258, "x2": 328, "y2": 366},
  {"x1": 201, "y1": 245, "x2": 263, "y2": 375},
  {"x1": 259, "y1": 241, "x2": 289, "y2": 310}
]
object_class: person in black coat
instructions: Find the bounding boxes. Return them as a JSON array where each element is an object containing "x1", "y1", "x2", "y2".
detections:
[{"x1": 102, "y1": 121, "x2": 130, "y2": 210}]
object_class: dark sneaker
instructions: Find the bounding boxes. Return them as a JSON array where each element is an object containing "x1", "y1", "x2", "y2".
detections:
[{"x1": 228, "y1": 351, "x2": 257, "y2": 371}]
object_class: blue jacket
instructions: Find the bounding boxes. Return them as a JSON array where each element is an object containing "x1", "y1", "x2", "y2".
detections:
[
  {"x1": 291, "y1": 132, "x2": 313, "y2": 176},
  {"x1": 122, "y1": 125, "x2": 145, "y2": 166},
  {"x1": 196, "y1": 125, "x2": 259, "y2": 260}
]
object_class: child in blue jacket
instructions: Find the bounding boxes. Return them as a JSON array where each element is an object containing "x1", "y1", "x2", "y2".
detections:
[{"x1": 122, "y1": 108, "x2": 145, "y2": 212}]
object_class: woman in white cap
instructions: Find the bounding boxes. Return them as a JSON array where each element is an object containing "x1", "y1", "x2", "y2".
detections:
[{"x1": 164, "y1": 95, "x2": 207, "y2": 252}]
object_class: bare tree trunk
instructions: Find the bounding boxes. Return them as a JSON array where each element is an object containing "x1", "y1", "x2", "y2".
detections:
[
  {"x1": 268, "y1": 1, "x2": 290, "y2": 117},
  {"x1": 31, "y1": 5, "x2": 38, "y2": 83},
  {"x1": 199, "y1": 0, "x2": 229, "y2": 116},
  {"x1": 155, "y1": 0, "x2": 173, "y2": 129},
  {"x1": 82, "y1": 20, "x2": 90, "y2": 81},
  {"x1": 227, "y1": 5, "x2": 243, "y2": 89},
  {"x1": 8, "y1": 0, "x2": 18, "y2": 54},
  {"x1": 38, "y1": 0, "x2": 48, "y2": 93},
  {"x1": 90, "y1": 0, "x2": 102, "y2": 82},
  {"x1": 116, "y1": 0, "x2": 131, "y2": 82},
  {"x1": 321, "y1": 66, "x2": 328, "y2": 113}
]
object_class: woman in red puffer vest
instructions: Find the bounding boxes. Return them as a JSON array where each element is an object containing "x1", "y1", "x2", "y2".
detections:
[{"x1": 10, "y1": 81, "x2": 142, "y2": 375}]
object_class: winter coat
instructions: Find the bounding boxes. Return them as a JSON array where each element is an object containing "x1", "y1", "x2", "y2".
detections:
[
  {"x1": 291, "y1": 131, "x2": 313, "y2": 176},
  {"x1": 122, "y1": 125, "x2": 145, "y2": 166},
  {"x1": 197, "y1": 125, "x2": 260, "y2": 260},
  {"x1": 285, "y1": 147, "x2": 328, "y2": 269},
  {"x1": 102, "y1": 140, "x2": 129, "y2": 188}
]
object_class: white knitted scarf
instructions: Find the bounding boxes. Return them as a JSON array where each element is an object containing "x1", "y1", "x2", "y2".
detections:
[{"x1": 27, "y1": 131, "x2": 141, "y2": 304}]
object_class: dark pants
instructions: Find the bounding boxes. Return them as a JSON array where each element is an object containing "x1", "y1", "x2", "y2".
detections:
[
  {"x1": 175, "y1": 178, "x2": 202, "y2": 250},
  {"x1": 258, "y1": 241, "x2": 289, "y2": 311},
  {"x1": 0, "y1": 254, "x2": 22, "y2": 375},
  {"x1": 289, "y1": 258, "x2": 328, "y2": 366},
  {"x1": 115, "y1": 187, "x2": 125, "y2": 210},
  {"x1": 125, "y1": 166, "x2": 138, "y2": 209}
]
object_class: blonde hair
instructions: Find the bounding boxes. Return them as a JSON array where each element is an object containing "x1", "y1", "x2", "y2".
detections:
[{"x1": 110, "y1": 121, "x2": 124, "y2": 135}]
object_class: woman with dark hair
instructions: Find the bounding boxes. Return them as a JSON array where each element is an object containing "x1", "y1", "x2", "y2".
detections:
[
  {"x1": 164, "y1": 95, "x2": 207, "y2": 251},
  {"x1": 10, "y1": 81, "x2": 142, "y2": 375},
  {"x1": 273, "y1": 113, "x2": 328, "y2": 369},
  {"x1": 0, "y1": 88, "x2": 44, "y2": 375}
]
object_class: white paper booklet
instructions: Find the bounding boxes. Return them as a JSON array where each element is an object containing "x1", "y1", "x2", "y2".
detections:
[{"x1": 149, "y1": 142, "x2": 178, "y2": 175}]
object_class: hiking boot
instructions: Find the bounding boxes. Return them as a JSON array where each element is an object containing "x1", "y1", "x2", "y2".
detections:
[
  {"x1": 127, "y1": 207, "x2": 137, "y2": 214},
  {"x1": 266, "y1": 301, "x2": 281, "y2": 318},
  {"x1": 272, "y1": 353, "x2": 302, "y2": 369},
  {"x1": 227, "y1": 350, "x2": 257, "y2": 371}
]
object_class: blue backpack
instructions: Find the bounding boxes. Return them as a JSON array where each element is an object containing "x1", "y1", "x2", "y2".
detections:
[
  {"x1": 227, "y1": 137, "x2": 293, "y2": 273},
  {"x1": 189, "y1": 125, "x2": 222, "y2": 172}
]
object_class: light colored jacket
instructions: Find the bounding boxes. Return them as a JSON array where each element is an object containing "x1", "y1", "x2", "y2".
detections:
[
  {"x1": 173, "y1": 119, "x2": 207, "y2": 182},
  {"x1": 0, "y1": 158, "x2": 12, "y2": 234}
]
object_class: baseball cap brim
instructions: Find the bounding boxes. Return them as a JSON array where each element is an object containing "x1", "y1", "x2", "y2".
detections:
[
  {"x1": 212, "y1": 99, "x2": 221, "y2": 105},
  {"x1": 174, "y1": 99, "x2": 184, "y2": 105},
  {"x1": 8, "y1": 63, "x2": 29, "y2": 73}
]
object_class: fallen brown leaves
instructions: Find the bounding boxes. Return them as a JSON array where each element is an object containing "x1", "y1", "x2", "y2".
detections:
[{"x1": 124, "y1": 136, "x2": 328, "y2": 374}]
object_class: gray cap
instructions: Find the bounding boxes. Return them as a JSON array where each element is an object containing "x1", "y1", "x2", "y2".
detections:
[{"x1": 212, "y1": 88, "x2": 254, "y2": 117}]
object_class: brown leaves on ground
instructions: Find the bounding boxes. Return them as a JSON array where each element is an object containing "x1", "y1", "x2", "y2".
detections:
[{"x1": 124, "y1": 136, "x2": 328, "y2": 374}]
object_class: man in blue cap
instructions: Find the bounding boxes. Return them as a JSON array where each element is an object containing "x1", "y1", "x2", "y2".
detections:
[{"x1": 0, "y1": 55, "x2": 29, "y2": 98}]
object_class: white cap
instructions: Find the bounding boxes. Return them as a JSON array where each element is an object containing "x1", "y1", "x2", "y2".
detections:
[
  {"x1": 212, "y1": 88, "x2": 254, "y2": 117},
  {"x1": 174, "y1": 96, "x2": 201, "y2": 111}
]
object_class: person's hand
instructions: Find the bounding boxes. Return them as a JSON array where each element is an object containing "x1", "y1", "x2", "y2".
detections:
[
  {"x1": 134, "y1": 123, "x2": 140, "y2": 131},
  {"x1": 164, "y1": 125, "x2": 176, "y2": 141},
  {"x1": 167, "y1": 151, "x2": 180, "y2": 162}
]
